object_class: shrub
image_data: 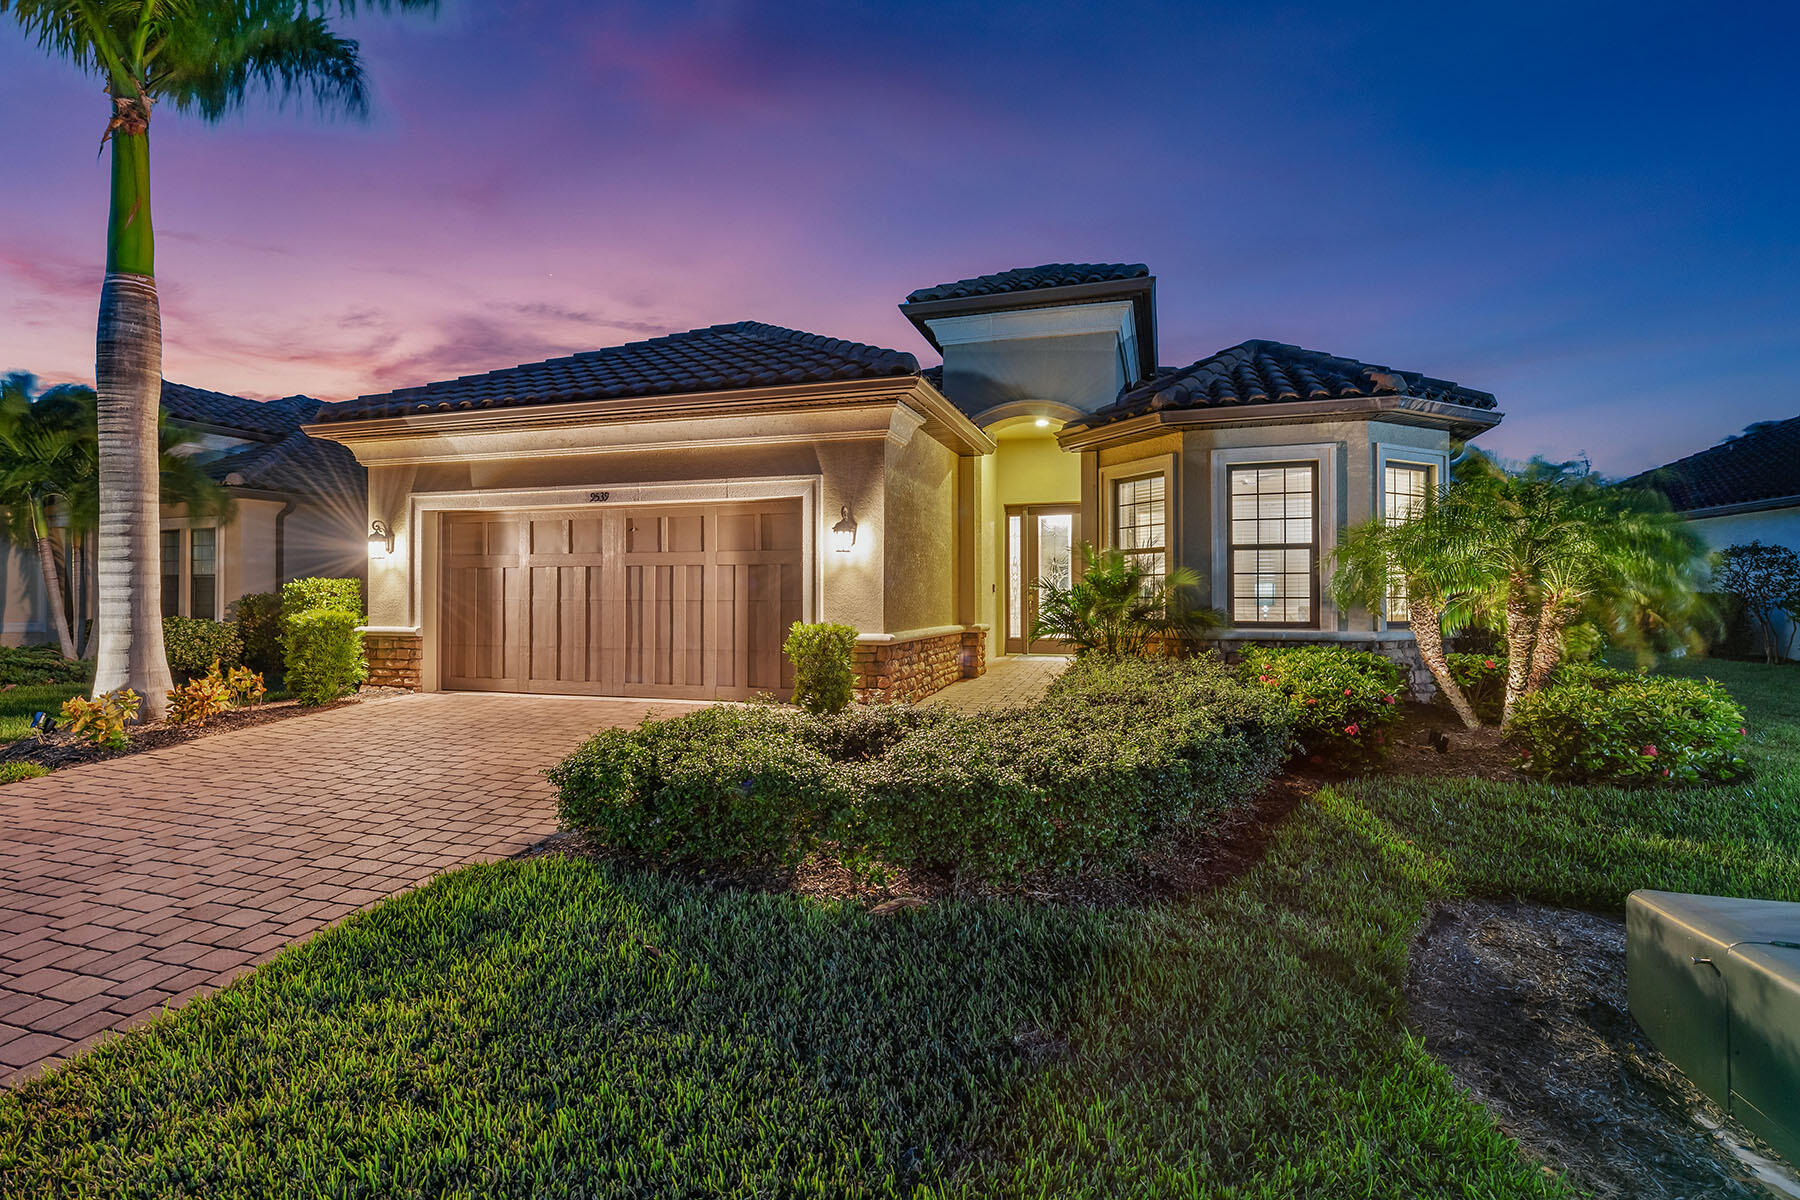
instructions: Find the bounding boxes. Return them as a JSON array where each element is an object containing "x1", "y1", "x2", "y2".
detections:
[
  {"x1": 0, "y1": 646, "x2": 93, "y2": 687},
  {"x1": 782, "y1": 622, "x2": 858, "y2": 715},
  {"x1": 1238, "y1": 645, "x2": 1407, "y2": 762},
  {"x1": 224, "y1": 664, "x2": 267, "y2": 707},
  {"x1": 61, "y1": 689, "x2": 140, "y2": 749},
  {"x1": 281, "y1": 577, "x2": 363, "y2": 619},
  {"x1": 229, "y1": 591, "x2": 283, "y2": 673},
  {"x1": 162, "y1": 616, "x2": 243, "y2": 678},
  {"x1": 167, "y1": 666, "x2": 231, "y2": 726},
  {"x1": 0, "y1": 762, "x2": 48, "y2": 785},
  {"x1": 1446, "y1": 653, "x2": 1508, "y2": 721},
  {"x1": 1031, "y1": 545, "x2": 1223, "y2": 656},
  {"x1": 283, "y1": 609, "x2": 366, "y2": 705},
  {"x1": 1509, "y1": 673, "x2": 1750, "y2": 785},
  {"x1": 552, "y1": 655, "x2": 1290, "y2": 883}
]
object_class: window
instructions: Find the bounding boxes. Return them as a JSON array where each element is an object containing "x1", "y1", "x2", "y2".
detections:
[
  {"x1": 1383, "y1": 464, "x2": 1432, "y2": 623},
  {"x1": 1228, "y1": 464, "x2": 1317, "y2": 626},
  {"x1": 161, "y1": 529, "x2": 181, "y2": 617},
  {"x1": 1007, "y1": 512, "x2": 1023, "y2": 642},
  {"x1": 1113, "y1": 474, "x2": 1166, "y2": 586},
  {"x1": 190, "y1": 528, "x2": 217, "y2": 620}
]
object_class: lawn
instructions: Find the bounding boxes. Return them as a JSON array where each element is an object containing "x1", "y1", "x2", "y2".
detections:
[
  {"x1": 0, "y1": 681, "x2": 85, "y2": 743},
  {"x1": 2, "y1": 659, "x2": 1795, "y2": 1197}
]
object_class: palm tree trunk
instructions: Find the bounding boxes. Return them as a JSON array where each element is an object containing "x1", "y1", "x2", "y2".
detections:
[
  {"x1": 91, "y1": 108, "x2": 172, "y2": 718},
  {"x1": 1500, "y1": 580, "x2": 1538, "y2": 729},
  {"x1": 1410, "y1": 595, "x2": 1482, "y2": 729},
  {"x1": 73, "y1": 533, "x2": 90, "y2": 658},
  {"x1": 1523, "y1": 602, "x2": 1574, "y2": 694},
  {"x1": 30, "y1": 506, "x2": 78, "y2": 659}
]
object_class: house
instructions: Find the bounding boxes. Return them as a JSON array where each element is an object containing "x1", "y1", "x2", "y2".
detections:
[
  {"x1": 0, "y1": 382, "x2": 366, "y2": 647},
  {"x1": 1627, "y1": 414, "x2": 1800, "y2": 659},
  {"x1": 308, "y1": 262, "x2": 1503, "y2": 701}
]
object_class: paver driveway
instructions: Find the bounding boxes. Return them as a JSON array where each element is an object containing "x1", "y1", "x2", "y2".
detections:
[{"x1": 0, "y1": 691, "x2": 684, "y2": 1086}]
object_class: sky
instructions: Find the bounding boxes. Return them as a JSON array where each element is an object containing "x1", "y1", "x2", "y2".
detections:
[{"x1": 1, "y1": 0, "x2": 1796, "y2": 476}]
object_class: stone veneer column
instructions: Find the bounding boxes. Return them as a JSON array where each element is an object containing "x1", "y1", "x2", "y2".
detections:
[
  {"x1": 361, "y1": 630, "x2": 422, "y2": 690},
  {"x1": 853, "y1": 629, "x2": 986, "y2": 703}
]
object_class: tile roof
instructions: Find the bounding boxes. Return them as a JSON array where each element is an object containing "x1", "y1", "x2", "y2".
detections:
[
  {"x1": 1624, "y1": 415, "x2": 1800, "y2": 512},
  {"x1": 161, "y1": 381, "x2": 319, "y2": 439},
  {"x1": 1072, "y1": 339, "x2": 1498, "y2": 428},
  {"x1": 905, "y1": 262, "x2": 1149, "y2": 305},
  {"x1": 203, "y1": 426, "x2": 366, "y2": 505},
  {"x1": 315, "y1": 321, "x2": 921, "y2": 423}
]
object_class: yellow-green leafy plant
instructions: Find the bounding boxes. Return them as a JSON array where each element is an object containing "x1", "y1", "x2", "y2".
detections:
[
  {"x1": 782, "y1": 621, "x2": 859, "y2": 715},
  {"x1": 167, "y1": 665, "x2": 231, "y2": 725},
  {"x1": 61, "y1": 689, "x2": 140, "y2": 750},
  {"x1": 224, "y1": 664, "x2": 266, "y2": 707}
]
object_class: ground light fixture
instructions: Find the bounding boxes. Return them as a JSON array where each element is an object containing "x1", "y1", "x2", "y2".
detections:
[
  {"x1": 369, "y1": 520, "x2": 395, "y2": 556},
  {"x1": 831, "y1": 505, "x2": 857, "y2": 553}
]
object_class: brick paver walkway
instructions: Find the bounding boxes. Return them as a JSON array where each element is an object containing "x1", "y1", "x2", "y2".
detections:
[
  {"x1": 925, "y1": 655, "x2": 1068, "y2": 710},
  {"x1": 0, "y1": 691, "x2": 683, "y2": 1086}
]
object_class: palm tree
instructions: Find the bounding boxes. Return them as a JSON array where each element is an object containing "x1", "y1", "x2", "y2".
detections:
[
  {"x1": 1, "y1": 375, "x2": 235, "y2": 660},
  {"x1": 2, "y1": 1, "x2": 430, "y2": 716},
  {"x1": 0, "y1": 374, "x2": 94, "y2": 657},
  {"x1": 1331, "y1": 491, "x2": 1490, "y2": 729},
  {"x1": 1032, "y1": 544, "x2": 1223, "y2": 657}
]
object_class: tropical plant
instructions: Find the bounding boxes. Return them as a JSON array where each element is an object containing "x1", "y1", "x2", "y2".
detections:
[
  {"x1": 223, "y1": 664, "x2": 267, "y2": 707},
  {"x1": 61, "y1": 687, "x2": 140, "y2": 749},
  {"x1": 1712, "y1": 541, "x2": 1800, "y2": 664},
  {"x1": 2, "y1": 0, "x2": 431, "y2": 717},
  {"x1": 783, "y1": 622, "x2": 858, "y2": 715},
  {"x1": 166, "y1": 665, "x2": 231, "y2": 725},
  {"x1": 1031, "y1": 544, "x2": 1222, "y2": 657},
  {"x1": 0, "y1": 374, "x2": 94, "y2": 657}
]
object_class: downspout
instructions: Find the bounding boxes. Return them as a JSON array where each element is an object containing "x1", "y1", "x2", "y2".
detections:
[{"x1": 273, "y1": 497, "x2": 297, "y2": 587}]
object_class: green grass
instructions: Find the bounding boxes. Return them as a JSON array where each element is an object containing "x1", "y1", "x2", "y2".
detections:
[
  {"x1": 0, "y1": 762, "x2": 48, "y2": 784},
  {"x1": 0, "y1": 681, "x2": 86, "y2": 742},
  {"x1": 2, "y1": 659, "x2": 1795, "y2": 1197}
]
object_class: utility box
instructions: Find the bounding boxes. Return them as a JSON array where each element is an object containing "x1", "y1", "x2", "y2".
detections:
[{"x1": 1627, "y1": 890, "x2": 1800, "y2": 1167}]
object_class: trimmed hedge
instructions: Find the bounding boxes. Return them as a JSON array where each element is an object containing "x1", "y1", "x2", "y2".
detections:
[
  {"x1": 1238, "y1": 645, "x2": 1406, "y2": 762},
  {"x1": 281, "y1": 577, "x2": 362, "y2": 619},
  {"x1": 162, "y1": 616, "x2": 243, "y2": 678},
  {"x1": 783, "y1": 621, "x2": 857, "y2": 715},
  {"x1": 229, "y1": 591, "x2": 283, "y2": 674},
  {"x1": 551, "y1": 655, "x2": 1291, "y2": 883},
  {"x1": 283, "y1": 609, "x2": 366, "y2": 706},
  {"x1": 0, "y1": 646, "x2": 92, "y2": 687},
  {"x1": 1509, "y1": 672, "x2": 1750, "y2": 785}
]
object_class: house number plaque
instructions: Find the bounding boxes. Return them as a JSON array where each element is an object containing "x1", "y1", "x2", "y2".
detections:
[{"x1": 588, "y1": 491, "x2": 610, "y2": 503}]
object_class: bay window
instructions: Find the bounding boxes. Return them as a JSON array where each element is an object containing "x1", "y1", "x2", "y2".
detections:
[{"x1": 1228, "y1": 463, "x2": 1317, "y2": 627}]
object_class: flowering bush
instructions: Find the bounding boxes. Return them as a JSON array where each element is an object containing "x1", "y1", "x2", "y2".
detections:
[
  {"x1": 551, "y1": 655, "x2": 1290, "y2": 883},
  {"x1": 1508, "y1": 673, "x2": 1750, "y2": 785},
  {"x1": 1446, "y1": 652, "x2": 1508, "y2": 721},
  {"x1": 1238, "y1": 645, "x2": 1407, "y2": 763}
]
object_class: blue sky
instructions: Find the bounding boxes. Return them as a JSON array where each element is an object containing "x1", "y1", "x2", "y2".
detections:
[{"x1": 1, "y1": 0, "x2": 1795, "y2": 474}]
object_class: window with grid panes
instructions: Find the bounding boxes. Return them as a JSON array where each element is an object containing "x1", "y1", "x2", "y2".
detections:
[
  {"x1": 1382, "y1": 464, "x2": 1431, "y2": 623},
  {"x1": 1113, "y1": 474, "x2": 1166, "y2": 587},
  {"x1": 1228, "y1": 463, "x2": 1317, "y2": 626}
]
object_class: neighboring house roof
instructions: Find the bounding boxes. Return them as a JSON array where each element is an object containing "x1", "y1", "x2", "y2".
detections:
[
  {"x1": 1625, "y1": 415, "x2": 1800, "y2": 514},
  {"x1": 904, "y1": 262, "x2": 1150, "y2": 304},
  {"x1": 315, "y1": 321, "x2": 922, "y2": 423},
  {"x1": 161, "y1": 380, "x2": 320, "y2": 440},
  {"x1": 1070, "y1": 339, "x2": 1498, "y2": 429},
  {"x1": 203, "y1": 427, "x2": 366, "y2": 505}
]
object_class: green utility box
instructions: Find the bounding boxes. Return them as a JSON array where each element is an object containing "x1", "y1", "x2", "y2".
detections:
[{"x1": 1627, "y1": 890, "x2": 1800, "y2": 1167}]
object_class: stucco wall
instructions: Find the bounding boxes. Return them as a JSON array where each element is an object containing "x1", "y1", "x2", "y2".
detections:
[
  {"x1": 1689, "y1": 505, "x2": 1800, "y2": 658},
  {"x1": 942, "y1": 330, "x2": 1124, "y2": 418},
  {"x1": 881, "y1": 426, "x2": 959, "y2": 633},
  {"x1": 0, "y1": 543, "x2": 49, "y2": 646}
]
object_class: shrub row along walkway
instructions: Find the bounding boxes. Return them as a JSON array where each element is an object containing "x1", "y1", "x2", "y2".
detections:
[{"x1": 0, "y1": 692, "x2": 682, "y2": 1086}]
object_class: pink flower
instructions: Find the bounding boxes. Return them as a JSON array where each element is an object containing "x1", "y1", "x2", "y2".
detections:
[
  {"x1": 1344, "y1": 724, "x2": 1360, "y2": 736},
  {"x1": 1642, "y1": 744, "x2": 1657, "y2": 757},
  {"x1": 1258, "y1": 675, "x2": 1272, "y2": 683},
  {"x1": 1483, "y1": 659, "x2": 1496, "y2": 669},
  {"x1": 1740, "y1": 727, "x2": 1748, "y2": 736},
  {"x1": 1383, "y1": 695, "x2": 1396, "y2": 705},
  {"x1": 1304, "y1": 697, "x2": 1318, "y2": 706},
  {"x1": 1344, "y1": 688, "x2": 1353, "y2": 696},
  {"x1": 1375, "y1": 733, "x2": 1385, "y2": 745},
  {"x1": 1663, "y1": 768, "x2": 1672, "y2": 777}
]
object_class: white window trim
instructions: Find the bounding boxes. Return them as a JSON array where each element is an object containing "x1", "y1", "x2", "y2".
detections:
[
  {"x1": 156, "y1": 520, "x2": 223, "y2": 620},
  {"x1": 1097, "y1": 452, "x2": 1177, "y2": 565},
  {"x1": 1211, "y1": 442, "x2": 1340, "y2": 631},
  {"x1": 1371, "y1": 443, "x2": 1449, "y2": 631}
]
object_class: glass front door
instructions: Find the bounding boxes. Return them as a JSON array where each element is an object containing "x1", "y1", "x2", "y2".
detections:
[{"x1": 1005, "y1": 505, "x2": 1080, "y2": 653}]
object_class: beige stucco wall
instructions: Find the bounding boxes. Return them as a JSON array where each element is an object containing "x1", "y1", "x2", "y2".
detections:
[{"x1": 0, "y1": 542, "x2": 49, "y2": 646}]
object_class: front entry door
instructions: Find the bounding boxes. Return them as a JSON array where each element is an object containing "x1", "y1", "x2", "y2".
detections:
[{"x1": 1005, "y1": 505, "x2": 1079, "y2": 653}]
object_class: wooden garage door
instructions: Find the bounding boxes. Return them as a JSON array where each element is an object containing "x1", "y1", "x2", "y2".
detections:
[{"x1": 439, "y1": 500, "x2": 804, "y2": 700}]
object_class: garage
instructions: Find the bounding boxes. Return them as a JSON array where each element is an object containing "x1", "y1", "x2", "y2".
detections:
[{"x1": 439, "y1": 499, "x2": 804, "y2": 700}]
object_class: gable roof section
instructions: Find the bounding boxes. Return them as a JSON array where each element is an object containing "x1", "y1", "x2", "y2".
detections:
[
  {"x1": 1071, "y1": 339, "x2": 1498, "y2": 429},
  {"x1": 904, "y1": 262, "x2": 1149, "y2": 305},
  {"x1": 315, "y1": 321, "x2": 921, "y2": 423},
  {"x1": 162, "y1": 381, "x2": 319, "y2": 439},
  {"x1": 1624, "y1": 415, "x2": 1800, "y2": 513},
  {"x1": 203, "y1": 426, "x2": 366, "y2": 505}
]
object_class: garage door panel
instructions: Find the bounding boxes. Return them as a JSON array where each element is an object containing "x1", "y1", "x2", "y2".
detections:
[{"x1": 442, "y1": 501, "x2": 802, "y2": 700}]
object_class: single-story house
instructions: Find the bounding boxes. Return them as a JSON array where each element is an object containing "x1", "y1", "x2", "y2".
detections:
[
  {"x1": 0, "y1": 382, "x2": 366, "y2": 647},
  {"x1": 1627, "y1": 414, "x2": 1800, "y2": 660},
  {"x1": 306, "y1": 262, "x2": 1503, "y2": 700}
]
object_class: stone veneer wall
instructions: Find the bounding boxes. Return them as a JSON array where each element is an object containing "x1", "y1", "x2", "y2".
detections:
[
  {"x1": 362, "y1": 630, "x2": 422, "y2": 691},
  {"x1": 1199, "y1": 635, "x2": 1437, "y2": 699},
  {"x1": 854, "y1": 628, "x2": 986, "y2": 704}
]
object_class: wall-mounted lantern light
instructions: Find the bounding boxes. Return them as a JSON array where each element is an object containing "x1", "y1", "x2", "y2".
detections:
[
  {"x1": 1034, "y1": 417, "x2": 1051, "y2": 428},
  {"x1": 831, "y1": 505, "x2": 857, "y2": 553},
  {"x1": 369, "y1": 520, "x2": 395, "y2": 557}
]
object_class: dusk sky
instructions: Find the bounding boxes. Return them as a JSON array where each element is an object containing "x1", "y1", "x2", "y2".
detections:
[{"x1": 2, "y1": 0, "x2": 1795, "y2": 476}]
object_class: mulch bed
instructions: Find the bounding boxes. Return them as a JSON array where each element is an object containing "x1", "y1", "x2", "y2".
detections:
[
  {"x1": 1408, "y1": 901, "x2": 1799, "y2": 1200},
  {"x1": 0, "y1": 687, "x2": 414, "y2": 773}
]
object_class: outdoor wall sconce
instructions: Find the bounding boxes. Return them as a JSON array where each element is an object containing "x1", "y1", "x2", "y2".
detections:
[
  {"x1": 831, "y1": 506, "x2": 857, "y2": 553},
  {"x1": 369, "y1": 520, "x2": 395, "y2": 556}
]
